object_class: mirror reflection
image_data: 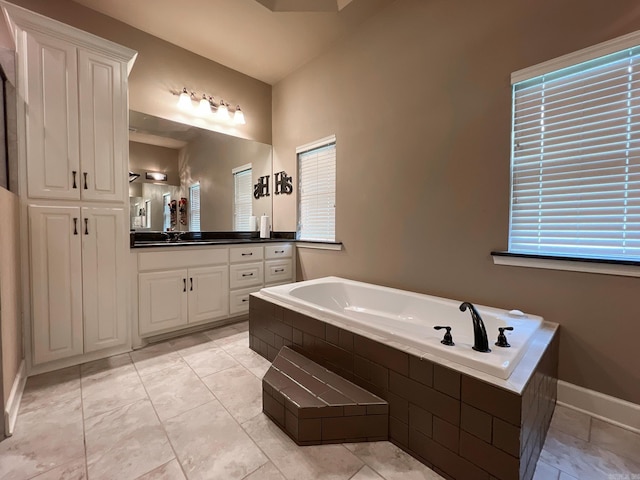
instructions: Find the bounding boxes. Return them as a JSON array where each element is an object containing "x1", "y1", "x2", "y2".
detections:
[{"x1": 128, "y1": 111, "x2": 272, "y2": 232}]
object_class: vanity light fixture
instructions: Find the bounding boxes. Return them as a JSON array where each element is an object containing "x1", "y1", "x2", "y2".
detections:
[
  {"x1": 216, "y1": 99, "x2": 230, "y2": 121},
  {"x1": 145, "y1": 172, "x2": 168, "y2": 182},
  {"x1": 177, "y1": 87, "x2": 193, "y2": 110},
  {"x1": 197, "y1": 94, "x2": 211, "y2": 116},
  {"x1": 234, "y1": 105, "x2": 246, "y2": 125},
  {"x1": 174, "y1": 88, "x2": 246, "y2": 124}
]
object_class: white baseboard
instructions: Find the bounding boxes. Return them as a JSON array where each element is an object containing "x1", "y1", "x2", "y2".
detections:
[
  {"x1": 4, "y1": 359, "x2": 26, "y2": 437},
  {"x1": 557, "y1": 380, "x2": 640, "y2": 434}
]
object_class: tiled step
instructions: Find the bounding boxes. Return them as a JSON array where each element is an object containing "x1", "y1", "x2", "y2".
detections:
[{"x1": 262, "y1": 346, "x2": 388, "y2": 445}]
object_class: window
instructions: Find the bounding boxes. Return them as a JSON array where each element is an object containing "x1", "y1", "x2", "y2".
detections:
[
  {"x1": 509, "y1": 35, "x2": 640, "y2": 261},
  {"x1": 233, "y1": 165, "x2": 252, "y2": 230},
  {"x1": 189, "y1": 183, "x2": 200, "y2": 231},
  {"x1": 297, "y1": 135, "x2": 336, "y2": 242},
  {"x1": 162, "y1": 193, "x2": 171, "y2": 232}
]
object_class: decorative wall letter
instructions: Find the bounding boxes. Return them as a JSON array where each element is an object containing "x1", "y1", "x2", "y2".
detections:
[
  {"x1": 274, "y1": 171, "x2": 293, "y2": 195},
  {"x1": 254, "y1": 175, "x2": 270, "y2": 199}
]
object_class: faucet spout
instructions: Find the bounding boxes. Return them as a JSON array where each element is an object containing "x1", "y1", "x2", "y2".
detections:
[{"x1": 459, "y1": 302, "x2": 491, "y2": 353}]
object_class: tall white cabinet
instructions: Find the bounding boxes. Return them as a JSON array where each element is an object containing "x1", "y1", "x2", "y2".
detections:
[{"x1": 2, "y1": 2, "x2": 137, "y2": 372}]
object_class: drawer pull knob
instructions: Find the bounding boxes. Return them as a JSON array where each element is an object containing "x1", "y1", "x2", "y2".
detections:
[
  {"x1": 242, "y1": 273, "x2": 254, "y2": 277},
  {"x1": 241, "y1": 252, "x2": 253, "y2": 256},
  {"x1": 274, "y1": 268, "x2": 285, "y2": 273},
  {"x1": 275, "y1": 250, "x2": 285, "y2": 253},
  {"x1": 241, "y1": 298, "x2": 249, "y2": 303}
]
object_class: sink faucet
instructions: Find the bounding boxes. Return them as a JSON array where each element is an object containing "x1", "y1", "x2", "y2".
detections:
[{"x1": 459, "y1": 302, "x2": 491, "y2": 353}]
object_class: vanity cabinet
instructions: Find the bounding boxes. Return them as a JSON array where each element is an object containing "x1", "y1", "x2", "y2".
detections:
[
  {"x1": 133, "y1": 243, "x2": 295, "y2": 336},
  {"x1": 137, "y1": 248, "x2": 230, "y2": 336},
  {"x1": 29, "y1": 205, "x2": 127, "y2": 364}
]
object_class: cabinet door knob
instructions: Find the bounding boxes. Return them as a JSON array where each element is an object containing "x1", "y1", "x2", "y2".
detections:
[
  {"x1": 183, "y1": 278, "x2": 186, "y2": 292},
  {"x1": 190, "y1": 278, "x2": 193, "y2": 291},
  {"x1": 83, "y1": 172, "x2": 88, "y2": 190},
  {"x1": 84, "y1": 218, "x2": 89, "y2": 235},
  {"x1": 72, "y1": 171, "x2": 77, "y2": 189},
  {"x1": 73, "y1": 217, "x2": 78, "y2": 235}
]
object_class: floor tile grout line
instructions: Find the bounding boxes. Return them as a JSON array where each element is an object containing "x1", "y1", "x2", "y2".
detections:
[
  {"x1": 180, "y1": 332, "x2": 291, "y2": 480},
  {"x1": 549, "y1": 419, "x2": 640, "y2": 467},
  {"x1": 167, "y1": 330, "x2": 281, "y2": 480},
  {"x1": 20, "y1": 369, "x2": 84, "y2": 480},
  {"x1": 79, "y1": 358, "x2": 150, "y2": 423},
  {"x1": 78, "y1": 366, "x2": 90, "y2": 480},
  {"x1": 132, "y1": 352, "x2": 191, "y2": 480},
  {"x1": 157, "y1": 327, "x2": 273, "y2": 475},
  {"x1": 131, "y1": 459, "x2": 176, "y2": 480}
]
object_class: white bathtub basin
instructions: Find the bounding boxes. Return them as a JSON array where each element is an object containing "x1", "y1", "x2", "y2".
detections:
[{"x1": 260, "y1": 277, "x2": 543, "y2": 379}]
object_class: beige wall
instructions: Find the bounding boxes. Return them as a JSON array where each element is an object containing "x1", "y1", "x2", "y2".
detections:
[
  {"x1": 7, "y1": 0, "x2": 272, "y2": 144},
  {"x1": 129, "y1": 141, "x2": 180, "y2": 186},
  {"x1": 0, "y1": 186, "x2": 22, "y2": 409},
  {"x1": 273, "y1": 0, "x2": 640, "y2": 403}
]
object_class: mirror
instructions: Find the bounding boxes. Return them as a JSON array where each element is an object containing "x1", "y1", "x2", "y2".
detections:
[{"x1": 128, "y1": 111, "x2": 272, "y2": 232}]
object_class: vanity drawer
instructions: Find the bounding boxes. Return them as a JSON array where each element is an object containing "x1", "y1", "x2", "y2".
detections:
[
  {"x1": 265, "y1": 244, "x2": 292, "y2": 259},
  {"x1": 229, "y1": 286, "x2": 261, "y2": 315},
  {"x1": 265, "y1": 259, "x2": 293, "y2": 284},
  {"x1": 138, "y1": 247, "x2": 228, "y2": 271},
  {"x1": 230, "y1": 262, "x2": 264, "y2": 289},
  {"x1": 230, "y1": 245, "x2": 264, "y2": 263}
]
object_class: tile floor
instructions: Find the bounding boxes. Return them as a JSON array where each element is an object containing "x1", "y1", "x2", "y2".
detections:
[{"x1": 1, "y1": 320, "x2": 639, "y2": 480}]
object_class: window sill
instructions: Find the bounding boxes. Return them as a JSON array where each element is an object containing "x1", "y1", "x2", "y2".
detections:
[
  {"x1": 296, "y1": 241, "x2": 343, "y2": 251},
  {"x1": 491, "y1": 251, "x2": 640, "y2": 278}
]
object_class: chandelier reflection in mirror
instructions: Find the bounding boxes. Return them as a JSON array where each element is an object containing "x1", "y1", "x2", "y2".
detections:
[{"x1": 175, "y1": 87, "x2": 246, "y2": 125}]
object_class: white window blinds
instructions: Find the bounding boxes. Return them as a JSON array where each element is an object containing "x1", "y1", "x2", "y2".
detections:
[
  {"x1": 510, "y1": 46, "x2": 640, "y2": 260},
  {"x1": 297, "y1": 137, "x2": 336, "y2": 242},
  {"x1": 189, "y1": 183, "x2": 200, "y2": 231},
  {"x1": 233, "y1": 166, "x2": 252, "y2": 230}
]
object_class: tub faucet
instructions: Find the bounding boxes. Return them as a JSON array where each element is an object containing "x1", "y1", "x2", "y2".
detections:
[{"x1": 459, "y1": 302, "x2": 491, "y2": 353}]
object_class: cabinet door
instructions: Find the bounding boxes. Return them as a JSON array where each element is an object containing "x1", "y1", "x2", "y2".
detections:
[
  {"x1": 78, "y1": 50, "x2": 126, "y2": 202},
  {"x1": 29, "y1": 205, "x2": 83, "y2": 364},
  {"x1": 82, "y1": 207, "x2": 127, "y2": 352},
  {"x1": 23, "y1": 30, "x2": 80, "y2": 200},
  {"x1": 188, "y1": 266, "x2": 229, "y2": 324},
  {"x1": 139, "y1": 269, "x2": 188, "y2": 336}
]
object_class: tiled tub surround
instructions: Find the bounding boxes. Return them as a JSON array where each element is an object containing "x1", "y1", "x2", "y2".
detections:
[{"x1": 249, "y1": 293, "x2": 559, "y2": 480}]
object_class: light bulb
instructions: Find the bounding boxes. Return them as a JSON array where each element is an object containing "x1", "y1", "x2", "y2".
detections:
[
  {"x1": 233, "y1": 105, "x2": 246, "y2": 125},
  {"x1": 198, "y1": 94, "x2": 211, "y2": 116},
  {"x1": 177, "y1": 88, "x2": 192, "y2": 110},
  {"x1": 217, "y1": 100, "x2": 230, "y2": 121}
]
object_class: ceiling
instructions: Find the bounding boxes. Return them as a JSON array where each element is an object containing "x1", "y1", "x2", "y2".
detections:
[{"x1": 71, "y1": 0, "x2": 394, "y2": 85}]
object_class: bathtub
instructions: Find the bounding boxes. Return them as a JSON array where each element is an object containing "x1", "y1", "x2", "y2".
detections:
[{"x1": 260, "y1": 277, "x2": 543, "y2": 380}]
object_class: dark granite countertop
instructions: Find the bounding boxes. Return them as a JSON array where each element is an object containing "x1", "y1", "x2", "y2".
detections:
[{"x1": 130, "y1": 231, "x2": 297, "y2": 249}]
